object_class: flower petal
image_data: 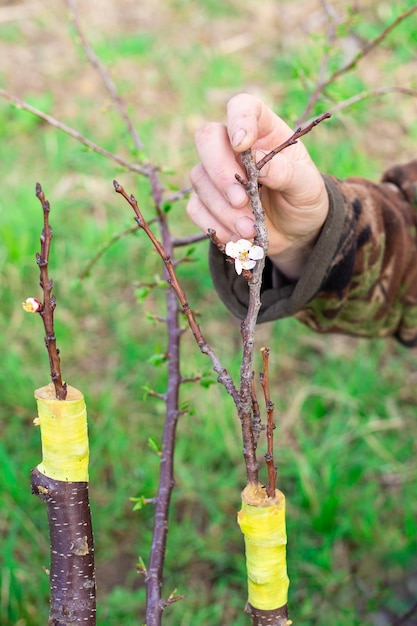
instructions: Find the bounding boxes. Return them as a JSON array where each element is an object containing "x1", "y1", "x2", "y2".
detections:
[
  {"x1": 236, "y1": 239, "x2": 252, "y2": 252},
  {"x1": 248, "y1": 245, "x2": 264, "y2": 260},
  {"x1": 226, "y1": 241, "x2": 238, "y2": 258},
  {"x1": 22, "y1": 297, "x2": 41, "y2": 313},
  {"x1": 235, "y1": 259, "x2": 243, "y2": 275},
  {"x1": 241, "y1": 259, "x2": 256, "y2": 270}
]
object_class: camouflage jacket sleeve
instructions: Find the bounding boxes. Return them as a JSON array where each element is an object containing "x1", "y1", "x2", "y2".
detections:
[{"x1": 208, "y1": 160, "x2": 417, "y2": 347}]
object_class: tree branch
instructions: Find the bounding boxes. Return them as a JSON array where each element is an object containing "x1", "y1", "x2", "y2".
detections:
[
  {"x1": 34, "y1": 184, "x2": 67, "y2": 400},
  {"x1": 298, "y1": 4, "x2": 417, "y2": 125},
  {"x1": 260, "y1": 347, "x2": 276, "y2": 498},
  {"x1": 65, "y1": 0, "x2": 144, "y2": 153},
  {"x1": 0, "y1": 88, "x2": 149, "y2": 176},
  {"x1": 113, "y1": 183, "x2": 240, "y2": 407},
  {"x1": 254, "y1": 112, "x2": 331, "y2": 172}
]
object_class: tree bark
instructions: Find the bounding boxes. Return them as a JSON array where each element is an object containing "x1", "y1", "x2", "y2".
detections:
[
  {"x1": 32, "y1": 384, "x2": 96, "y2": 625},
  {"x1": 31, "y1": 470, "x2": 96, "y2": 625}
]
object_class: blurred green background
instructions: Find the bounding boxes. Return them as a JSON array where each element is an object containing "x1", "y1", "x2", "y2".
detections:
[{"x1": 1, "y1": 0, "x2": 417, "y2": 624}]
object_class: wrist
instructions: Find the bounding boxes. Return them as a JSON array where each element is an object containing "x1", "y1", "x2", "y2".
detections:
[{"x1": 268, "y1": 231, "x2": 321, "y2": 281}]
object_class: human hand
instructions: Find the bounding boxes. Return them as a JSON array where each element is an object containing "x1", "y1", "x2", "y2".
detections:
[{"x1": 187, "y1": 93, "x2": 329, "y2": 280}]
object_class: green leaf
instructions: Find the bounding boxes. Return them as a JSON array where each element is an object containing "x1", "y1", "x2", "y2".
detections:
[
  {"x1": 130, "y1": 495, "x2": 148, "y2": 511},
  {"x1": 147, "y1": 353, "x2": 168, "y2": 366},
  {"x1": 148, "y1": 436, "x2": 163, "y2": 455},
  {"x1": 185, "y1": 246, "x2": 196, "y2": 257},
  {"x1": 135, "y1": 286, "x2": 151, "y2": 301},
  {"x1": 200, "y1": 371, "x2": 217, "y2": 388},
  {"x1": 136, "y1": 555, "x2": 147, "y2": 574}
]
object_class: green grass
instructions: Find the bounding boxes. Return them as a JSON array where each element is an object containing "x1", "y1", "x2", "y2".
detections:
[{"x1": 1, "y1": 1, "x2": 417, "y2": 624}]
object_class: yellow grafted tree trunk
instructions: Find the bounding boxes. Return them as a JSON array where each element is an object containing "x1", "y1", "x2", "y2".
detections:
[
  {"x1": 35, "y1": 384, "x2": 89, "y2": 482},
  {"x1": 32, "y1": 383, "x2": 96, "y2": 625},
  {"x1": 238, "y1": 483, "x2": 290, "y2": 626}
]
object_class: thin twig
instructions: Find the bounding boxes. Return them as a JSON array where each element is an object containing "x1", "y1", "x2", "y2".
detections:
[
  {"x1": 235, "y1": 113, "x2": 330, "y2": 485},
  {"x1": 35, "y1": 184, "x2": 67, "y2": 400},
  {"x1": 324, "y1": 86, "x2": 417, "y2": 118},
  {"x1": 0, "y1": 89, "x2": 149, "y2": 176},
  {"x1": 65, "y1": 0, "x2": 144, "y2": 153},
  {"x1": 237, "y1": 149, "x2": 268, "y2": 485},
  {"x1": 79, "y1": 224, "x2": 139, "y2": 279},
  {"x1": 250, "y1": 376, "x2": 262, "y2": 447},
  {"x1": 298, "y1": 4, "x2": 417, "y2": 124},
  {"x1": 254, "y1": 112, "x2": 331, "y2": 171},
  {"x1": 165, "y1": 185, "x2": 193, "y2": 204},
  {"x1": 260, "y1": 347, "x2": 276, "y2": 498},
  {"x1": 392, "y1": 599, "x2": 417, "y2": 626},
  {"x1": 172, "y1": 232, "x2": 207, "y2": 248},
  {"x1": 113, "y1": 180, "x2": 240, "y2": 406}
]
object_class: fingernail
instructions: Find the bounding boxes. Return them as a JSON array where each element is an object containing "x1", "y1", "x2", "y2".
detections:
[
  {"x1": 227, "y1": 183, "x2": 248, "y2": 207},
  {"x1": 235, "y1": 216, "x2": 256, "y2": 239},
  {"x1": 231, "y1": 128, "x2": 246, "y2": 148}
]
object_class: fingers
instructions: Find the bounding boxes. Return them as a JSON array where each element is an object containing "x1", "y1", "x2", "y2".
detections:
[
  {"x1": 188, "y1": 121, "x2": 256, "y2": 243},
  {"x1": 188, "y1": 162, "x2": 256, "y2": 242},
  {"x1": 226, "y1": 93, "x2": 295, "y2": 153},
  {"x1": 193, "y1": 122, "x2": 248, "y2": 209},
  {"x1": 187, "y1": 93, "x2": 320, "y2": 245}
]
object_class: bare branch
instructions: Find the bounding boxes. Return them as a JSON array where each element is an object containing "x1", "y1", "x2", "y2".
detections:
[
  {"x1": 65, "y1": 0, "x2": 143, "y2": 153},
  {"x1": 0, "y1": 88, "x2": 149, "y2": 176},
  {"x1": 79, "y1": 224, "x2": 139, "y2": 279},
  {"x1": 236, "y1": 149, "x2": 267, "y2": 485},
  {"x1": 113, "y1": 180, "x2": 240, "y2": 406},
  {"x1": 35, "y1": 184, "x2": 67, "y2": 400},
  {"x1": 165, "y1": 185, "x2": 193, "y2": 204},
  {"x1": 260, "y1": 347, "x2": 276, "y2": 498},
  {"x1": 298, "y1": 4, "x2": 417, "y2": 124},
  {"x1": 325, "y1": 86, "x2": 417, "y2": 118},
  {"x1": 392, "y1": 599, "x2": 417, "y2": 626},
  {"x1": 250, "y1": 376, "x2": 262, "y2": 447},
  {"x1": 254, "y1": 112, "x2": 331, "y2": 171},
  {"x1": 172, "y1": 233, "x2": 207, "y2": 248}
]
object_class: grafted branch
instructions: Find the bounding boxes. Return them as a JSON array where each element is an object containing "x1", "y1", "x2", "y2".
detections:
[
  {"x1": 35, "y1": 184, "x2": 67, "y2": 401},
  {"x1": 260, "y1": 347, "x2": 276, "y2": 498}
]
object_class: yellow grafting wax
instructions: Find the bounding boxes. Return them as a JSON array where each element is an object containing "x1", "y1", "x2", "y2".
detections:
[
  {"x1": 237, "y1": 483, "x2": 289, "y2": 611},
  {"x1": 34, "y1": 384, "x2": 89, "y2": 482}
]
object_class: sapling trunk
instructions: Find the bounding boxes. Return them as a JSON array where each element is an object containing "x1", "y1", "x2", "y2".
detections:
[
  {"x1": 116, "y1": 112, "x2": 330, "y2": 625},
  {"x1": 25, "y1": 185, "x2": 96, "y2": 625},
  {"x1": 31, "y1": 384, "x2": 95, "y2": 625}
]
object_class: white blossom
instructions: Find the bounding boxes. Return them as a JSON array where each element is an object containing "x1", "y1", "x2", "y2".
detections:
[
  {"x1": 225, "y1": 239, "x2": 264, "y2": 275},
  {"x1": 22, "y1": 297, "x2": 42, "y2": 313}
]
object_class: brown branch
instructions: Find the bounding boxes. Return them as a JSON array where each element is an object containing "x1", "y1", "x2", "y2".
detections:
[
  {"x1": 79, "y1": 212, "x2": 203, "y2": 281},
  {"x1": 260, "y1": 347, "x2": 276, "y2": 498},
  {"x1": 392, "y1": 599, "x2": 417, "y2": 626},
  {"x1": 324, "y1": 86, "x2": 417, "y2": 118},
  {"x1": 172, "y1": 232, "x2": 207, "y2": 248},
  {"x1": 113, "y1": 180, "x2": 240, "y2": 406},
  {"x1": 254, "y1": 112, "x2": 331, "y2": 171},
  {"x1": 234, "y1": 111, "x2": 329, "y2": 486},
  {"x1": 79, "y1": 224, "x2": 140, "y2": 279},
  {"x1": 235, "y1": 149, "x2": 269, "y2": 485},
  {"x1": 251, "y1": 376, "x2": 262, "y2": 447},
  {"x1": 298, "y1": 4, "x2": 417, "y2": 125},
  {"x1": 35, "y1": 184, "x2": 67, "y2": 401},
  {"x1": 207, "y1": 228, "x2": 227, "y2": 254},
  {"x1": 165, "y1": 185, "x2": 193, "y2": 204},
  {"x1": 0, "y1": 89, "x2": 149, "y2": 176},
  {"x1": 65, "y1": 0, "x2": 144, "y2": 153}
]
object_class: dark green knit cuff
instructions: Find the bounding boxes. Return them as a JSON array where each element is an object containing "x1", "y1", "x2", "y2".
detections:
[{"x1": 208, "y1": 175, "x2": 347, "y2": 322}]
